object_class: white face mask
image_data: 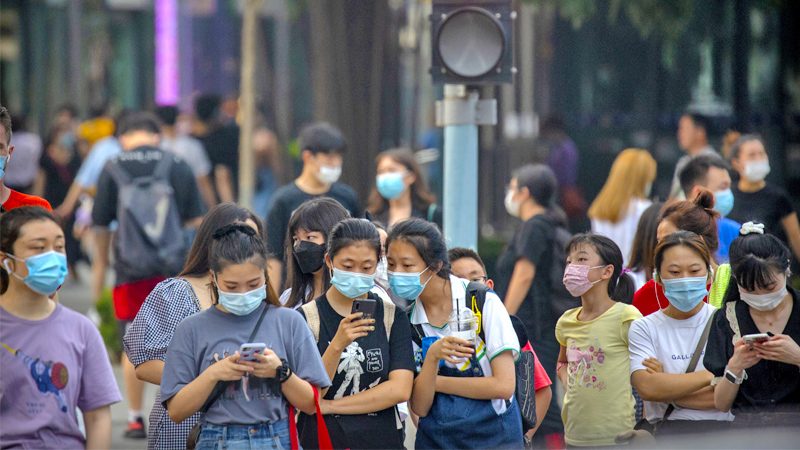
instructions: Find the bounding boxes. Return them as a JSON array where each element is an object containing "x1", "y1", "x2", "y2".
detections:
[
  {"x1": 317, "y1": 165, "x2": 342, "y2": 184},
  {"x1": 375, "y1": 256, "x2": 389, "y2": 287},
  {"x1": 743, "y1": 160, "x2": 770, "y2": 183},
  {"x1": 739, "y1": 285, "x2": 787, "y2": 311},
  {"x1": 504, "y1": 190, "x2": 521, "y2": 218}
]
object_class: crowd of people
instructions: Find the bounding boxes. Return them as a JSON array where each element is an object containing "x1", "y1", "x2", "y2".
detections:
[{"x1": 1, "y1": 102, "x2": 799, "y2": 450}]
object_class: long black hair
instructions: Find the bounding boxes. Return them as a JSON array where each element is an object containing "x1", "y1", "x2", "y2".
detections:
[
  {"x1": 180, "y1": 203, "x2": 266, "y2": 277},
  {"x1": 285, "y1": 197, "x2": 350, "y2": 307},
  {"x1": 209, "y1": 224, "x2": 280, "y2": 306},
  {"x1": 0, "y1": 207, "x2": 61, "y2": 294},
  {"x1": 386, "y1": 218, "x2": 450, "y2": 280},
  {"x1": 566, "y1": 233, "x2": 635, "y2": 303}
]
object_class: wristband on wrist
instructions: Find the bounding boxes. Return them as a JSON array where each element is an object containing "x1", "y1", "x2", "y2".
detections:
[
  {"x1": 724, "y1": 366, "x2": 747, "y2": 385},
  {"x1": 276, "y1": 358, "x2": 292, "y2": 383}
]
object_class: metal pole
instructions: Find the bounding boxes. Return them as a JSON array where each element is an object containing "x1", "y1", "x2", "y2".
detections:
[
  {"x1": 67, "y1": 0, "x2": 83, "y2": 115},
  {"x1": 238, "y1": 0, "x2": 261, "y2": 209},
  {"x1": 439, "y1": 84, "x2": 495, "y2": 250}
]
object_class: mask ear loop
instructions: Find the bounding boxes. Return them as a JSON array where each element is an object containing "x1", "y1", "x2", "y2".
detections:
[{"x1": 652, "y1": 270, "x2": 663, "y2": 310}]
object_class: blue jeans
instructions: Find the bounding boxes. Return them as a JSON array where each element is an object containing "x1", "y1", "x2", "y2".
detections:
[{"x1": 197, "y1": 420, "x2": 293, "y2": 450}]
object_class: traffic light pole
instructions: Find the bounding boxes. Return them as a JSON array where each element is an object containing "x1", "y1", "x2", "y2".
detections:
[{"x1": 438, "y1": 85, "x2": 497, "y2": 250}]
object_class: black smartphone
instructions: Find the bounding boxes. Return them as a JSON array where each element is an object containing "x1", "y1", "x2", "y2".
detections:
[{"x1": 351, "y1": 298, "x2": 378, "y2": 320}]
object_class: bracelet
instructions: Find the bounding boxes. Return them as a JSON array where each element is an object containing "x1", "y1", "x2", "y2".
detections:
[{"x1": 724, "y1": 366, "x2": 747, "y2": 385}]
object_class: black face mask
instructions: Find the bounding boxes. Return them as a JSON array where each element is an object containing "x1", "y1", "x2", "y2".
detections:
[{"x1": 293, "y1": 240, "x2": 326, "y2": 274}]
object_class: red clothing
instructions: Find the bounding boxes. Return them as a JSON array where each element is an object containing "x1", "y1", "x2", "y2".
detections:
[
  {"x1": 1, "y1": 189, "x2": 52, "y2": 212},
  {"x1": 523, "y1": 341, "x2": 554, "y2": 391},
  {"x1": 112, "y1": 277, "x2": 166, "y2": 321},
  {"x1": 632, "y1": 279, "x2": 709, "y2": 317}
]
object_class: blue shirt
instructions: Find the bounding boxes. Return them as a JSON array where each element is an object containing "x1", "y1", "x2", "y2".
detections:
[
  {"x1": 716, "y1": 217, "x2": 740, "y2": 263},
  {"x1": 74, "y1": 137, "x2": 122, "y2": 188}
]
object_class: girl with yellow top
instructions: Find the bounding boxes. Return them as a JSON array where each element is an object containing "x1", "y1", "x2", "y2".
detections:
[{"x1": 556, "y1": 233, "x2": 642, "y2": 447}]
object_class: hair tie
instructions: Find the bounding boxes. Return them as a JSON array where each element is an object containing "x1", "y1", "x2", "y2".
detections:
[
  {"x1": 620, "y1": 268, "x2": 631, "y2": 276},
  {"x1": 212, "y1": 224, "x2": 256, "y2": 240},
  {"x1": 739, "y1": 221, "x2": 764, "y2": 236}
]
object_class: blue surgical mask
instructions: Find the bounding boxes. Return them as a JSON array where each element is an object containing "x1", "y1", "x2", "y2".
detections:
[
  {"x1": 714, "y1": 188, "x2": 734, "y2": 217},
  {"x1": 5, "y1": 251, "x2": 68, "y2": 296},
  {"x1": 389, "y1": 267, "x2": 431, "y2": 300},
  {"x1": 331, "y1": 267, "x2": 376, "y2": 298},
  {"x1": 0, "y1": 154, "x2": 8, "y2": 180},
  {"x1": 216, "y1": 282, "x2": 266, "y2": 316},
  {"x1": 662, "y1": 276, "x2": 708, "y2": 312},
  {"x1": 376, "y1": 172, "x2": 406, "y2": 200}
]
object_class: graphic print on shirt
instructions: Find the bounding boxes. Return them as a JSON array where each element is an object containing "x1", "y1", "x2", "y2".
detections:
[
  {"x1": 335, "y1": 341, "x2": 365, "y2": 398},
  {"x1": 1, "y1": 342, "x2": 69, "y2": 413},
  {"x1": 566, "y1": 340, "x2": 606, "y2": 390}
]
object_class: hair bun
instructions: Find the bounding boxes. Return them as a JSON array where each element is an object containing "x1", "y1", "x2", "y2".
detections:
[
  {"x1": 212, "y1": 223, "x2": 256, "y2": 240},
  {"x1": 739, "y1": 221, "x2": 765, "y2": 236},
  {"x1": 692, "y1": 187, "x2": 716, "y2": 210}
]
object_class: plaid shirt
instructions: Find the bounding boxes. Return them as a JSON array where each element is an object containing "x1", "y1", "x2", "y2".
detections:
[{"x1": 123, "y1": 278, "x2": 202, "y2": 450}]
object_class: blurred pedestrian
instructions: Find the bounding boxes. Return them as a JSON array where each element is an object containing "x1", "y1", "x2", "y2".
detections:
[
  {"x1": 0, "y1": 106, "x2": 51, "y2": 213},
  {"x1": 92, "y1": 111, "x2": 204, "y2": 439},
  {"x1": 728, "y1": 134, "x2": 800, "y2": 264},
  {"x1": 589, "y1": 148, "x2": 656, "y2": 266},
  {"x1": 540, "y1": 116, "x2": 585, "y2": 226},
  {"x1": 626, "y1": 202, "x2": 664, "y2": 290},
  {"x1": 0, "y1": 207, "x2": 120, "y2": 449},
  {"x1": 155, "y1": 105, "x2": 217, "y2": 208},
  {"x1": 266, "y1": 123, "x2": 360, "y2": 289},
  {"x1": 4, "y1": 112, "x2": 42, "y2": 194},
  {"x1": 704, "y1": 224, "x2": 800, "y2": 426},
  {"x1": 670, "y1": 113, "x2": 718, "y2": 199},
  {"x1": 679, "y1": 154, "x2": 740, "y2": 263},
  {"x1": 556, "y1": 233, "x2": 641, "y2": 447},
  {"x1": 494, "y1": 164, "x2": 565, "y2": 443},
  {"x1": 124, "y1": 203, "x2": 265, "y2": 449},
  {"x1": 628, "y1": 231, "x2": 733, "y2": 437},
  {"x1": 192, "y1": 94, "x2": 240, "y2": 203},
  {"x1": 367, "y1": 148, "x2": 441, "y2": 228}
]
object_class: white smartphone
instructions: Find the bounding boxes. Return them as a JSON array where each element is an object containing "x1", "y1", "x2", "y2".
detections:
[
  {"x1": 239, "y1": 342, "x2": 267, "y2": 361},
  {"x1": 742, "y1": 333, "x2": 770, "y2": 345}
]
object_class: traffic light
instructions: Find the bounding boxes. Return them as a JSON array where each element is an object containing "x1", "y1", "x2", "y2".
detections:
[{"x1": 430, "y1": 0, "x2": 515, "y2": 85}]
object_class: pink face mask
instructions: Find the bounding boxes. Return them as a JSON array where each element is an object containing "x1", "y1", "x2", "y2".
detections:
[{"x1": 563, "y1": 264, "x2": 606, "y2": 297}]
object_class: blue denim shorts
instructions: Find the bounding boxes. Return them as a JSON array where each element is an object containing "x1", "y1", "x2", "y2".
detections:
[{"x1": 197, "y1": 419, "x2": 293, "y2": 450}]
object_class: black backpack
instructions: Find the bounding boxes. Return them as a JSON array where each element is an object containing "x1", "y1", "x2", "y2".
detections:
[
  {"x1": 409, "y1": 282, "x2": 537, "y2": 430},
  {"x1": 105, "y1": 156, "x2": 188, "y2": 281},
  {"x1": 541, "y1": 217, "x2": 581, "y2": 317}
]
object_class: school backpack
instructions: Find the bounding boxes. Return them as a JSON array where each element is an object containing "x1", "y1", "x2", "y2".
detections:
[
  {"x1": 542, "y1": 217, "x2": 581, "y2": 317},
  {"x1": 105, "y1": 155, "x2": 187, "y2": 281},
  {"x1": 409, "y1": 282, "x2": 537, "y2": 430}
]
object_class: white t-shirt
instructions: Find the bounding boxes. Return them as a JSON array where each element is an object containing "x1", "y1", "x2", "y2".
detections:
[
  {"x1": 408, "y1": 275, "x2": 520, "y2": 415},
  {"x1": 591, "y1": 198, "x2": 651, "y2": 266},
  {"x1": 628, "y1": 303, "x2": 734, "y2": 422}
]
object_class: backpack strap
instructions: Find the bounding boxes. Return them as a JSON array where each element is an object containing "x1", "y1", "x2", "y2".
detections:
[
  {"x1": 382, "y1": 299, "x2": 395, "y2": 341},
  {"x1": 105, "y1": 159, "x2": 132, "y2": 186},
  {"x1": 301, "y1": 301, "x2": 322, "y2": 342},
  {"x1": 153, "y1": 154, "x2": 174, "y2": 180},
  {"x1": 725, "y1": 301, "x2": 741, "y2": 344},
  {"x1": 466, "y1": 281, "x2": 489, "y2": 344}
]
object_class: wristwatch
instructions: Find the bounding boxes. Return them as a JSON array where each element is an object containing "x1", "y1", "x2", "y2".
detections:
[
  {"x1": 276, "y1": 358, "x2": 293, "y2": 383},
  {"x1": 724, "y1": 367, "x2": 747, "y2": 385}
]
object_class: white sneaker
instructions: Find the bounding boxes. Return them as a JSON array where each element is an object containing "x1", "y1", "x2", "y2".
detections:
[{"x1": 86, "y1": 306, "x2": 102, "y2": 327}]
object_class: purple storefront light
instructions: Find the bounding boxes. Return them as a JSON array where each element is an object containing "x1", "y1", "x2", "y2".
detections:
[{"x1": 155, "y1": 0, "x2": 179, "y2": 105}]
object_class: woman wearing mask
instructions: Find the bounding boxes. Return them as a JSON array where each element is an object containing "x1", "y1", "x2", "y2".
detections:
[
  {"x1": 123, "y1": 203, "x2": 265, "y2": 450},
  {"x1": 628, "y1": 231, "x2": 733, "y2": 437},
  {"x1": 633, "y1": 190, "x2": 732, "y2": 316},
  {"x1": 0, "y1": 207, "x2": 120, "y2": 449},
  {"x1": 703, "y1": 223, "x2": 800, "y2": 427},
  {"x1": 556, "y1": 233, "x2": 642, "y2": 447},
  {"x1": 588, "y1": 148, "x2": 657, "y2": 265},
  {"x1": 366, "y1": 148, "x2": 442, "y2": 228},
  {"x1": 282, "y1": 197, "x2": 351, "y2": 308},
  {"x1": 389, "y1": 218, "x2": 523, "y2": 449},
  {"x1": 495, "y1": 164, "x2": 564, "y2": 442},
  {"x1": 297, "y1": 219, "x2": 414, "y2": 449},
  {"x1": 728, "y1": 135, "x2": 800, "y2": 263},
  {"x1": 162, "y1": 224, "x2": 330, "y2": 449}
]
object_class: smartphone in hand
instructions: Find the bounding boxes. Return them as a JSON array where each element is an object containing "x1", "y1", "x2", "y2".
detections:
[
  {"x1": 239, "y1": 342, "x2": 267, "y2": 361},
  {"x1": 351, "y1": 298, "x2": 378, "y2": 321},
  {"x1": 742, "y1": 333, "x2": 771, "y2": 345}
]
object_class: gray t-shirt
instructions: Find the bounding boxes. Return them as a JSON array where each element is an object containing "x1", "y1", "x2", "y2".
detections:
[{"x1": 161, "y1": 303, "x2": 330, "y2": 425}]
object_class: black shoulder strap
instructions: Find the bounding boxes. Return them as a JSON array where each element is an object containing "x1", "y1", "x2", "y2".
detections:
[
  {"x1": 466, "y1": 281, "x2": 489, "y2": 344},
  {"x1": 200, "y1": 302, "x2": 269, "y2": 413},
  {"x1": 105, "y1": 159, "x2": 131, "y2": 186}
]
